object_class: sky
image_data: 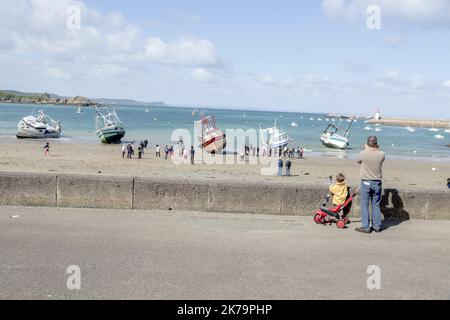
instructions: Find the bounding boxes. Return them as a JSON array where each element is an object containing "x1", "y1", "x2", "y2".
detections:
[{"x1": 1, "y1": 0, "x2": 450, "y2": 117}]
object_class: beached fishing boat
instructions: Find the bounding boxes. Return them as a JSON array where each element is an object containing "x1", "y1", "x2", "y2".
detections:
[
  {"x1": 320, "y1": 120, "x2": 352, "y2": 150},
  {"x1": 95, "y1": 108, "x2": 126, "y2": 144},
  {"x1": 195, "y1": 114, "x2": 226, "y2": 153},
  {"x1": 16, "y1": 110, "x2": 61, "y2": 139},
  {"x1": 260, "y1": 119, "x2": 290, "y2": 149}
]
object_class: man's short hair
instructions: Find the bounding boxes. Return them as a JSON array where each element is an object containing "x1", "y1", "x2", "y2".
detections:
[{"x1": 367, "y1": 136, "x2": 378, "y2": 147}]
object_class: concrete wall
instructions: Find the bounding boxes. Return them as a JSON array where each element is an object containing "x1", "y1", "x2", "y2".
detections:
[
  {"x1": 1, "y1": 171, "x2": 449, "y2": 220},
  {"x1": 0, "y1": 172, "x2": 56, "y2": 207}
]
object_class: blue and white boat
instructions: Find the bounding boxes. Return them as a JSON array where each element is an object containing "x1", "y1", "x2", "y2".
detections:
[
  {"x1": 320, "y1": 121, "x2": 352, "y2": 150},
  {"x1": 260, "y1": 119, "x2": 290, "y2": 149}
]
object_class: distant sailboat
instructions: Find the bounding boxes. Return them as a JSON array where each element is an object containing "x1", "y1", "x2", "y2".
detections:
[{"x1": 76, "y1": 105, "x2": 82, "y2": 114}]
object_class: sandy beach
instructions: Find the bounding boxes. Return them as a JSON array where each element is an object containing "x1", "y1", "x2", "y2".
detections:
[{"x1": 0, "y1": 138, "x2": 448, "y2": 191}]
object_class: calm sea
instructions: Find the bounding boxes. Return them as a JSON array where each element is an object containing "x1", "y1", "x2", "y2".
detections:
[{"x1": 1, "y1": 103, "x2": 449, "y2": 161}]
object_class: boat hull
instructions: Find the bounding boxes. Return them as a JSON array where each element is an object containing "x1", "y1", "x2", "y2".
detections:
[
  {"x1": 320, "y1": 136, "x2": 349, "y2": 150},
  {"x1": 16, "y1": 130, "x2": 61, "y2": 139},
  {"x1": 96, "y1": 128, "x2": 126, "y2": 144},
  {"x1": 203, "y1": 134, "x2": 226, "y2": 154}
]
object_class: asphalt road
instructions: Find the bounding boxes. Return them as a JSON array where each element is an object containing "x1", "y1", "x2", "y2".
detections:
[{"x1": 0, "y1": 206, "x2": 449, "y2": 300}]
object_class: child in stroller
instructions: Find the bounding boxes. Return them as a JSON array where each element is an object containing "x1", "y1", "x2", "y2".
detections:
[{"x1": 314, "y1": 174, "x2": 358, "y2": 229}]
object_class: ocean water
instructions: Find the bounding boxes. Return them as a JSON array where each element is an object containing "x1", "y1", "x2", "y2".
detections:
[{"x1": 1, "y1": 103, "x2": 450, "y2": 161}]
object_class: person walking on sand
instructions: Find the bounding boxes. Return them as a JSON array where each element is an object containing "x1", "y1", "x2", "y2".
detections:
[
  {"x1": 121, "y1": 144, "x2": 126, "y2": 159},
  {"x1": 156, "y1": 145, "x2": 161, "y2": 158},
  {"x1": 126, "y1": 143, "x2": 133, "y2": 159},
  {"x1": 190, "y1": 146, "x2": 195, "y2": 165},
  {"x1": 277, "y1": 158, "x2": 283, "y2": 176},
  {"x1": 356, "y1": 136, "x2": 385, "y2": 234},
  {"x1": 43, "y1": 142, "x2": 50, "y2": 156},
  {"x1": 285, "y1": 158, "x2": 292, "y2": 176}
]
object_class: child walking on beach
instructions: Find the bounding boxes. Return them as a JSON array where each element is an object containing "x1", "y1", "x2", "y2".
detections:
[
  {"x1": 43, "y1": 142, "x2": 50, "y2": 156},
  {"x1": 329, "y1": 173, "x2": 348, "y2": 207}
]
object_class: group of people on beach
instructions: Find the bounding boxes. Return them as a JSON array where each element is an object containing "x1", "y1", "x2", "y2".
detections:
[{"x1": 121, "y1": 140, "x2": 149, "y2": 159}]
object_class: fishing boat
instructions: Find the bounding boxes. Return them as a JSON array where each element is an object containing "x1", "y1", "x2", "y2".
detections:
[
  {"x1": 320, "y1": 120, "x2": 353, "y2": 150},
  {"x1": 95, "y1": 107, "x2": 126, "y2": 143},
  {"x1": 16, "y1": 110, "x2": 61, "y2": 139},
  {"x1": 434, "y1": 134, "x2": 445, "y2": 140},
  {"x1": 195, "y1": 114, "x2": 226, "y2": 154},
  {"x1": 260, "y1": 119, "x2": 290, "y2": 149}
]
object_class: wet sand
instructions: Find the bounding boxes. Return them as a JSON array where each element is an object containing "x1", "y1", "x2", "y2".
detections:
[{"x1": 0, "y1": 138, "x2": 449, "y2": 191}]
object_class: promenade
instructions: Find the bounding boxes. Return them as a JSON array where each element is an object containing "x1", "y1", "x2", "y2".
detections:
[{"x1": 1, "y1": 206, "x2": 449, "y2": 299}]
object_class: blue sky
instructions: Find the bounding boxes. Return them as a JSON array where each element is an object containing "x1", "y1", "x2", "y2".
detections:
[{"x1": 1, "y1": 0, "x2": 450, "y2": 117}]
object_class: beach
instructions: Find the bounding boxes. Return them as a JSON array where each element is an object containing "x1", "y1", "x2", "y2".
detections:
[{"x1": 1, "y1": 138, "x2": 448, "y2": 191}]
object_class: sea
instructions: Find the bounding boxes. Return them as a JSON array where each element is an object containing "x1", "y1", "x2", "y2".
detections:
[{"x1": 1, "y1": 103, "x2": 449, "y2": 161}]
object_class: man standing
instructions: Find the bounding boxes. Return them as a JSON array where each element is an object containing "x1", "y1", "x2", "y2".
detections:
[
  {"x1": 285, "y1": 158, "x2": 292, "y2": 176},
  {"x1": 277, "y1": 158, "x2": 283, "y2": 176},
  {"x1": 190, "y1": 146, "x2": 195, "y2": 165},
  {"x1": 356, "y1": 136, "x2": 385, "y2": 234}
]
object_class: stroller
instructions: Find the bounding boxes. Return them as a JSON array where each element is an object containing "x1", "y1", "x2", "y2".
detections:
[{"x1": 313, "y1": 176, "x2": 358, "y2": 229}]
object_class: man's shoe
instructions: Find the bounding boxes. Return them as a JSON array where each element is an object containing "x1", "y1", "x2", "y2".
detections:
[
  {"x1": 373, "y1": 228, "x2": 382, "y2": 233},
  {"x1": 355, "y1": 227, "x2": 372, "y2": 234}
]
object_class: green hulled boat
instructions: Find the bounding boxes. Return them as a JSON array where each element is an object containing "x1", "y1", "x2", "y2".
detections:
[{"x1": 95, "y1": 108, "x2": 126, "y2": 144}]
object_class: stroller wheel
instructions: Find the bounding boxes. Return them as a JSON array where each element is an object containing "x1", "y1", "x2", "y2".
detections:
[
  {"x1": 314, "y1": 214, "x2": 325, "y2": 224},
  {"x1": 337, "y1": 220, "x2": 346, "y2": 229}
]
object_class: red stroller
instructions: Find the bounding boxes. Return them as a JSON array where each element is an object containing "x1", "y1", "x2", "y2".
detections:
[{"x1": 314, "y1": 177, "x2": 359, "y2": 229}]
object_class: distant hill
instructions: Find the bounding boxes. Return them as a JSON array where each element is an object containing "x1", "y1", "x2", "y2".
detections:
[
  {"x1": 0, "y1": 90, "x2": 165, "y2": 107},
  {"x1": 95, "y1": 98, "x2": 165, "y2": 106}
]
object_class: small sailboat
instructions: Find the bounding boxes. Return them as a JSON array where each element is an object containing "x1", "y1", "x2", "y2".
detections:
[
  {"x1": 195, "y1": 114, "x2": 226, "y2": 154},
  {"x1": 76, "y1": 105, "x2": 82, "y2": 114},
  {"x1": 429, "y1": 122, "x2": 439, "y2": 132},
  {"x1": 260, "y1": 119, "x2": 290, "y2": 149},
  {"x1": 17, "y1": 110, "x2": 61, "y2": 139},
  {"x1": 95, "y1": 107, "x2": 126, "y2": 144},
  {"x1": 320, "y1": 120, "x2": 353, "y2": 150}
]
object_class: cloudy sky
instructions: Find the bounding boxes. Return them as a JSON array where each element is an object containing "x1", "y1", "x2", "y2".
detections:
[{"x1": 1, "y1": 0, "x2": 450, "y2": 116}]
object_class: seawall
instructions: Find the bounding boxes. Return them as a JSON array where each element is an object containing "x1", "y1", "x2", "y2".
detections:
[
  {"x1": 1, "y1": 171, "x2": 449, "y2": 220},
  {"x1": 368, "y1": 117, "x2": 450, "y2": 129}
]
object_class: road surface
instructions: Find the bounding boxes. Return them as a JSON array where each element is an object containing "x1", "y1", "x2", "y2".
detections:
[{"x1": 1, "y1": 206, "x2": 449, "y2": 299}]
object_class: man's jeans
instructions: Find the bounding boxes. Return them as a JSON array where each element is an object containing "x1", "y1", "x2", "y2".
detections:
[
  {"x1": 360, "y1": 180, "x2": 382, "y2": 230},
  {"x1": 278, "y1": 167, "x2": 283, "y2": 176}
]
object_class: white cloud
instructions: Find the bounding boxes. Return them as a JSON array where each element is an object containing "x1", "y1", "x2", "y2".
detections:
[
  {"x1": 0, "y1": 0, "x2": 222, "y2": 84},
  {"x1": 144, "y1": 36, "x2": 221, "y2": 67},
  {"x1": 322, "y1": 0, "x2": 450, "y2": 27},
  {"x1": 191, "y1": 68, "x2": 213, "y2": 82},
  {"x1": 444, "y1": 80, "x2": 450, "y2": 88}
]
